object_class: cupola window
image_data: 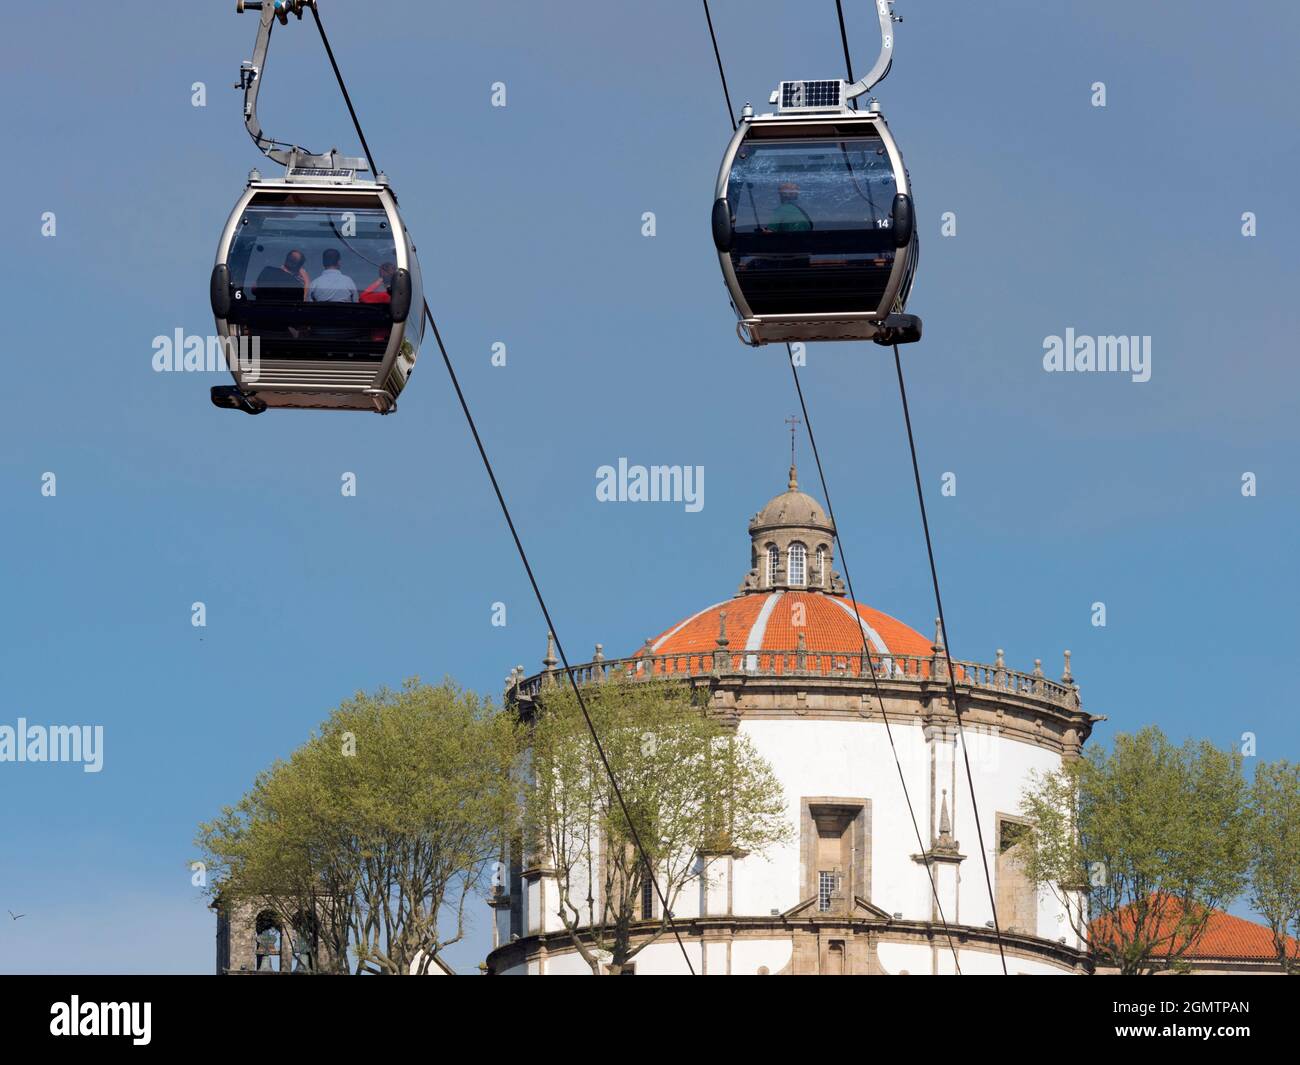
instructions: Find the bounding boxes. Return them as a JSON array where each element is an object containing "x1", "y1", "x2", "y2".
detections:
[
  {"x1": 789, "y1": 543, "x2": 807, "y2": 586},
  {"x1": 817, "y1": 545, "x2": 827, "y2": 588},
  {"x1": 766, "y1": 545, "x2": 779, "y2": 587}
]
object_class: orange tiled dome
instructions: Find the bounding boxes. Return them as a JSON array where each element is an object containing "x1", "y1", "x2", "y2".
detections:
[
  {"x1": 626, "y1": 465, "x2": 940, "y2": 678},
  {"x1": 639, "y1": 591, "x2": 933, "y2": 661}
]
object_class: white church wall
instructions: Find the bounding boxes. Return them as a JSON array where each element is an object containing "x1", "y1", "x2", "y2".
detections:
[
  {"x1": 626, "y1": 939, "x2": 702, "y2": 975},
  {"x1": 494, "y1": 904, "x2": 510, "y2": 950},
  {"x1": 877, "y1": 941, "x2": 935, "y2": 975},
  {"x1": 525, "y1": 875, "x2": 541, "y2": 936},
  {"x1": 731, "y1": 938, "x2": 793, "y2": 976},
  {"x1": 735, "y1": 717, "x2": 1068, "y2": 923},
  {"x1": 947, "y1": 736, "x2": 1061, "y2": 933},
  {"x1": 734, "y1": 718, "x2": 936, "y2": 917},
  {"x1": 701, "y1": 855, "x2": 730, "y2": 916},
  {"x1": 703, "y1": 941, "x2": 728, "y2": 974},
  {"x1": 541, "y1": 950, "x2": 593, "y2": 975}
]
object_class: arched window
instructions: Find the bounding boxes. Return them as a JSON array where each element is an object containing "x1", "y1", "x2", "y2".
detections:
[
  {"x1": 254, "y1": 910, "x2": 282, "y2": 972},
  {"x1": 789, "y1": 543, "x2": 806, "y2": 586},
  {"x1": 817, "y1": 545, "x2": 827, "y2": 588},
  {"x1": 767, "y1": 545, "x2": 779, "y2": 586}
]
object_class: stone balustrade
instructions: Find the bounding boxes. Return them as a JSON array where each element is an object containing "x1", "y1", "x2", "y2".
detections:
[{"x1": 507, "y1": 643, "x2": 1080, "y2": 711}]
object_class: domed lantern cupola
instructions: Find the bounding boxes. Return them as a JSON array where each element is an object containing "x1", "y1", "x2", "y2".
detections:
[{"x1": 740, "y1": 464, "x2": 845, "y2": 595}]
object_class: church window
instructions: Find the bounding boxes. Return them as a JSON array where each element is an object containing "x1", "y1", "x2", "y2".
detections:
[
  {"x1": 817, "y1": 545, "x2": 827, "y2": 587},
  {"x1": 789, "y1": 543, "x2": 806, "y2": 586},
  {"x1": 996, "y1": 816, "x2": 1036, "y2": 934},
  {"x1": 766, "y1": 545, "x2": 779, "y2": 586},
  {"x1": 818, "y1": 870, "x2": 836, "y2": 912},
  {"x1": 254, "y1": 910, "x2": 282, "y2": 972},
  {"x1": 640, "y1": 868, "x2": 654, "y2": 920}
]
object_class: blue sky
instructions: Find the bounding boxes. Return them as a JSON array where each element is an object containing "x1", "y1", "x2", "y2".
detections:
[{"x1": 0, "y1": 0, "x2": 1296, "y2": 974}]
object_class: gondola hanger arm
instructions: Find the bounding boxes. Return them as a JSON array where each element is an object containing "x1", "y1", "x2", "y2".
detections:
[
  {"x1": 235, "y1": 0, "x2": 367, "y2": 173},
  {"x1": 844, "y1": 0, "x2": 902, "y2": 100}
]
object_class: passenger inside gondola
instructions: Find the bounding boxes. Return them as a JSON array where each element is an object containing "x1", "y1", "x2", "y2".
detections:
[
  {"x1": 226, "y1": 201, "x2": 401, "y2": 356},
  {"x1": 360, "y1": 262, "x2": 396, "y2": 304},
  {"x1": 252, "y1": 250, "x2": 309, "y2": 301},
  {"x1": 764, "y1": 182, "x2": 813, "y2": 232},
  {"x1": 360, "y1": 262, "x2": 397, "y2": 341},
  {"x1": 308, "y1": 248, "x2": 358, "y2": 302},
  {"x1": 726, "y1": 135, "x2": 900, "y2": 315}
]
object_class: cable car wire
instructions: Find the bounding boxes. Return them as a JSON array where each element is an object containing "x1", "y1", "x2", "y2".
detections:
[
  {"x1": 307, "y1": 2, "x2": 698, "y2": 975},
  {"x1": 309, "y1": 4, "x2": 378, "y2": 178},
  {"x1": 702, "y1": 0, "x2": 737, "y2": 132},
  {"x1": 832, "y1": 1, "x2": 1012, "y2": 975},
  {"x1": 893, "y1": 346, "x2": 1009, "y2": 973},
  {"x1": 835, "y1": 0, "x2": 857, "y2": 86},
  {"x1": 701, "y1": 0, "x2": 962, "y2": 973},
  {"x1": 788, "y1": 352, "x2": 963, "y2": 974},
  {"x1": 422, "y1": 308, "x2": 698, "y2": 974}
]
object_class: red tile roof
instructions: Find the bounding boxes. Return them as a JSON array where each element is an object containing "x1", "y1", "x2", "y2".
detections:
[{"x1": 1093, "y1": 897, "x2": 1297, "y2": 962}]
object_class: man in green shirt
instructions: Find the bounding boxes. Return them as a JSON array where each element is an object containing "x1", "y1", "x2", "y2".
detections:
[{"x1": 766, "y1": 181, "x2": 813, "y2": 232}]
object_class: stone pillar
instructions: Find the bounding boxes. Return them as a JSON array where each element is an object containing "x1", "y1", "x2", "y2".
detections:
[{"x1": 712, "y1": 610, "x2": 730, "y2": 675}]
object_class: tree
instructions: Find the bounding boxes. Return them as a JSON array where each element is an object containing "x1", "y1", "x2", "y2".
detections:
[
  {"x1": 522, "y1": 678, "x2": 790, "y2": 974},
  {"x1": 1247, "y1": 760, "x2": 1300, "y2": 974},
  {"x1": 1019, "y1": 726, "x2": 1250, "y2": 975},
  {"x1": 197, "y1": 678, "x2": 519, "y2": 974}
]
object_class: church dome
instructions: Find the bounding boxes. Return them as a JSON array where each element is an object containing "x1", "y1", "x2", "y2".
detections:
[
  {"x1": 630, "y1": 463, "x2": 935, "y2": 670},
  {"x1": 640, "y1": 591, "x2": 933, "y2": 662},
  {"x1": 750, "y1": 466, "x2": 833, "y2": 534}
]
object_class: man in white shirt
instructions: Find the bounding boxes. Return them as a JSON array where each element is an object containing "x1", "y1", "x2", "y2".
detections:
[{"x1": 308, "y1": 248, "x2": 359, "y2": 302}]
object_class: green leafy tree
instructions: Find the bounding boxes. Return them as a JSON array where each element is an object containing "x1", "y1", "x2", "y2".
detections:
[
  {"x1": 523, "y1": 679, "x2": 790, "y2": 974},
  {"x1": 1247, "y1": 760, "x2": 1300, "y2": 974},
  {"x1": 197, "y1": 679, "x2": 519, "y2": 974},
  {"x1": 1019, "y1": 726, "x2": 1250, "y2": 975}
]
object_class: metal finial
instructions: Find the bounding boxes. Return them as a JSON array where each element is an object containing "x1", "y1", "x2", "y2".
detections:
[{"x1": 784, "y1": 414, "x2": 802, "y2": 481}]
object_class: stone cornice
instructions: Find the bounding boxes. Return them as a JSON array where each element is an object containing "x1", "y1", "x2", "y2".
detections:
[{"x1": 485, "y1": 916, "x2": 1093, "y2": 974}]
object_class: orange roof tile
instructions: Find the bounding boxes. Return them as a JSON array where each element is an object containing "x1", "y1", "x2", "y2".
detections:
[
  {"x1": 634, "y1": 592, "x2": 935, "y2": 677},
  {"x1": 1093, "y1": 897, "x2": 1297, "y2": 962}
]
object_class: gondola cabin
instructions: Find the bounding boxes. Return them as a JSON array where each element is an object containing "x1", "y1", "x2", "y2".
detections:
[
  {"x1": 711, "y1": 82, "x2": 919, "y2": 347},
  {"x1": 210, "y1": 171, "x2": 424, "y2": 414}
]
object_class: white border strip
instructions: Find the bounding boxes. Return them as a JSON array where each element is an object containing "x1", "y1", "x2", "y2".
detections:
[
  {"x1": 745, "y1": 592, "x2": 782, "y2": 673},
  {"x1": 650, "y1": 599, "x2": 730, "y2": 653},
  {"x1": 829, "y1": 598, "x2": 895, "y2": 674}
]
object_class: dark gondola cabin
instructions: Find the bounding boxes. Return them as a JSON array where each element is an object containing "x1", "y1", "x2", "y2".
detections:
[
  {"x1": 211, "y1": 179, "x2": 424, "y2": 413},
  {"x1": 712, "y1": 84, "x2": 919, "y2": 346},
  {"x1": 210, "y1": 0, "x2": 426, "y2": 414}
]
